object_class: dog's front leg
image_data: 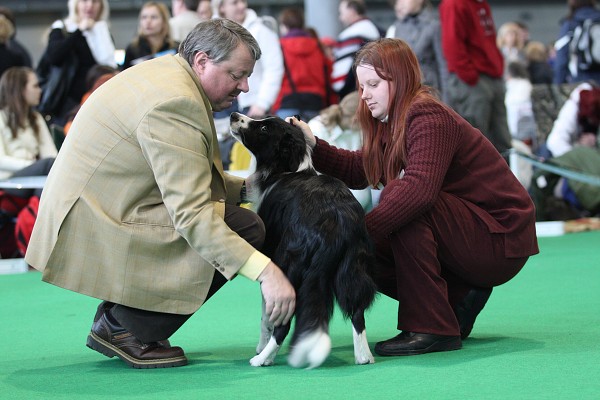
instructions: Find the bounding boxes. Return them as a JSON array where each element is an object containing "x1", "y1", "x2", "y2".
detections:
[
  {"x1": 256, "y1": 297, "x2": 274, "y2": 354},
  {"x1": 250, "y1": 335, "x2": 280, "y2": 367},
  {"x1": 352, "y1": 313, "x2": 374, "y2": 365},
  {"x1": 250, "y1": 297, "x2": 278, "y2": 366}
]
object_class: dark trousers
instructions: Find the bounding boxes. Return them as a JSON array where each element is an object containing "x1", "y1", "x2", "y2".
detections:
[
  {"x1": 372, "y1": 192, "x2": 528, "y2": 336},
  {"x1": 100, "y1": 204, "x2": 265, "y2": 343}
]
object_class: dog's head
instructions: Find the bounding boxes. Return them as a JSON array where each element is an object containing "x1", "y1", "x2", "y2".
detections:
[{"x1": 229, "y1": 112, "x2": 311, "y2": 173}]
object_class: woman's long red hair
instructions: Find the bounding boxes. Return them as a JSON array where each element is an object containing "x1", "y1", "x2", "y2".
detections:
[{"x1": 354, "y1": 38, "x2": 434, "y2": 186}]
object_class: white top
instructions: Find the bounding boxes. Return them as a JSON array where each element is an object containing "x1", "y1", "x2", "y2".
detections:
[
  {"x1": 546, "y1": 82, "x2": 593, "y2": 157},
  {"x1": 0, "y1": 110, "x2": 58, "y2": 179}
]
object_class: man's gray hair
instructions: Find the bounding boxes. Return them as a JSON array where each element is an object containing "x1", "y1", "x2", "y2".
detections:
[{"x1": 179, "y1": 18, "x2": 261, "y2": 65}]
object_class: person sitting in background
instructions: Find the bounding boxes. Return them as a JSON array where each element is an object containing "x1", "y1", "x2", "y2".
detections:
[
  {"x1": 496, "y1": 21, "x2": 527, "y2": 80},
  {"x1": 197, "y1": 0, "x2": 212, "y2": 20},
  {"x1": 39, "y1": 0, "x2": 116, "y2": 126},
  {"x1": 0, "y1": 67, "x2": 57, "y2": 181},
  {"x1": 0, "y1": 67, "x2": 56, "y2": 233},
  {"x1": 0, "y1": 7, "x2": 32, "y2": 68},
  {"x1": 122, "y1": 1, "x2": 179, "y2": 70},
  {"x1": 308, "y1": 91, "x2": 361, "y2": 151},
  {"x1": 0, "y1": 15, "x2": 25, "y2": 79},
  {"x1": 273, "y1": 6, "x2": 333, "y2": 121},
  {"x1": 546, "y1": 81, "x2": 598, "y2": 157},
  {"x1": 169, "y1": 0, "x2": 202, "y2": 42},
  {"x1": 524, "y1": 41, "x2": 554, "y2": 84},
  {"x1": 63, "y1": 64, "x2": 118, "y2": 134}
]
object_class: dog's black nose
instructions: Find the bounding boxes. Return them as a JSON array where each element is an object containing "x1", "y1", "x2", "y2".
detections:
[{"x1": 230, "y1": 112, "x2": 240, "y2": 122}]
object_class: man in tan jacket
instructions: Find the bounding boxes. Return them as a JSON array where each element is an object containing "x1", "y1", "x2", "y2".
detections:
[{"x1": 25, "y1": 19, "x2": 295, "y2": 369}]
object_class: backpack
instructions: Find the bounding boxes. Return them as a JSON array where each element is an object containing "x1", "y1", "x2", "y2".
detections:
[
  {"x1": 570, "y1": 17, "x2": 600, "y2": 72},
  {"x1": 14, "y1": 196, "x2": 39, "y2": 257}
]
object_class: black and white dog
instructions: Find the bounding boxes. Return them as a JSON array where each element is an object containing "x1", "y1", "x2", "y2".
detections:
[{"x1": 229, "y1": 112, "x2": 377, "y2": 369}]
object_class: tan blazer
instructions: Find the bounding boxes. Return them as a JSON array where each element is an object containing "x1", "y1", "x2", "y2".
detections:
[{"x1": 26, "y1": 55, "x2": 256, "y2": 315}]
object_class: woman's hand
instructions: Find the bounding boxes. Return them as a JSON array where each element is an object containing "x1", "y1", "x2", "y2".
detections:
[
  {"x1": 287, "y1": 116, "x2": 316, "y2": 148},
  {"x1": 78, "y1": 18, "x2": 96, "y2": 31}
]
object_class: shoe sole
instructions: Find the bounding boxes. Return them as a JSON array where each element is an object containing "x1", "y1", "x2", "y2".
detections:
[
  {"x1": 86, "y1": 332, "x2": 188, "y2": 369},
  {"x1": 374, "y1": 337, "x2": 462, "y2": 356}
]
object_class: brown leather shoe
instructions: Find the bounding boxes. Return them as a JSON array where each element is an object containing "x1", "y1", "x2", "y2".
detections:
[{"x1": 86, "y1": 312, "x2": 187, "y2": 368}]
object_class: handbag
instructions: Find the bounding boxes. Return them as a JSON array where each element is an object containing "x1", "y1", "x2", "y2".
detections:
[{"x1": 36, "y1": 27, "x2": 79, "y2": 116}]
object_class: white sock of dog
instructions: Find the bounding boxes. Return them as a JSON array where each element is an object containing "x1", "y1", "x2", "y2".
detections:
[
  {"x1": 352, "y1": 325, "x2": 374, "y2": 365},
  {"x1": 287, "y1": 329, "x2": 331, "y2": 369}
]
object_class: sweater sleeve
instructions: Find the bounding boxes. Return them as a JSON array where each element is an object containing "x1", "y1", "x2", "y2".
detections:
[
  {"x1": 364, "y1": 102, "x2": 461, "y2": 246},
  {"x1": 311, "y1": 137, "x2": 369, "y2": 189}
]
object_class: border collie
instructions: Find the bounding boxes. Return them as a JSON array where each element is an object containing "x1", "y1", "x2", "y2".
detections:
[{"x1": 229, "y1": 112, "x2": 377, "y2": 369}]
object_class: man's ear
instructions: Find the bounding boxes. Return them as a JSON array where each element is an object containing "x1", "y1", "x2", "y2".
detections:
[{"x1": 192, "y1": 51, "x2": 209, "y2": 72}]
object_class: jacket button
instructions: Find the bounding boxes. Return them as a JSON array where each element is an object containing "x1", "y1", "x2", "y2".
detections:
[{"x1": 218, "y1": 198, "x2": 225, "y2": 203}]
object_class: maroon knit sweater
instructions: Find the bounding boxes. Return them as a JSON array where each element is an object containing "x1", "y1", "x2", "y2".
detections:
[{"x1": 311, "y1": 99, "x2": 539, "y2": 259}]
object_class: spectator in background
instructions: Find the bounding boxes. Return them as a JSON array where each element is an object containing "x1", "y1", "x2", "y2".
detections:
[
  {"x1": 496, "y1": 21, "x2": 527, "y2": 79},
  {"x1": 386, "y1": 0, "x2": 448, "y2": 102},
  {"x1": 439, "y1": 0, "x2": 512, "y2": 156},
  {"x1": 524, "y1": 41, "x2": 554, "y2": 84},
  {"x1": 332, "y1": 0, "x2": 381, "y2": 99},
  {"x1": 39, "y1": 0, "x2": 116, "y2": 126},
  {"x1": 197, "y1": 0, "x2": 213, "y2": 20},
  {"x1": 63, "y1": 64, "x2": 118, "y2": 134},
  {"x1": 0, "y1": 67, "x2": 57, "y2": 188},
  {"x1": 212, "y1": 0, "x2": 283, "y2": 118},
  {"x1": 0, "y1": 7, "x2": 32, "y2": 68},
  {"x1": 553, "y1": 0, "x2": 600, "y2": 84},
  {"x1": 273, "y1": 7, "x2": 333, "y2": 121},
  {"x1": 0, "y1": 15, "x2": 25, "y2": 79},
  {"x1": 169, "y1": 0, "x2": 202, "y2": 42},
  {"x1": 122, "y1": 2, "x2": 179, "y2": 70},
  {"x1": 546, "y1": 81, "x2": 598, "y2": 157}
]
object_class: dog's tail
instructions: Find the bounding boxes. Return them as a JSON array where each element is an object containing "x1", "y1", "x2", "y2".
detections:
[{"x1": 334, "y1": 241, "x2": 378, "y2": 328}]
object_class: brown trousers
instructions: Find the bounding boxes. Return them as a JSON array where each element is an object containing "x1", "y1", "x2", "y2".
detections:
[
  {"x1": 373, "y1": 192, "x2": 528, "y2": 336},
  {"x1": 105, "y1": 204, "x2": 265, "y2": 343}
]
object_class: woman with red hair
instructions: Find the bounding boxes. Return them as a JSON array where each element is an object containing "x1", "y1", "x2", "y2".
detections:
[{"x1": 292, "y1": 38, "x2": 539, "y2": 356}]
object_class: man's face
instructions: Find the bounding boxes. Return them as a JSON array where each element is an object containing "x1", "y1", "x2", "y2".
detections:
[
  {"x1": 338, "y1": 1, "x2": 354, "y2": 27},
  {"x1": 193, "y1": 43, "x2": 255, "y2": 111}
]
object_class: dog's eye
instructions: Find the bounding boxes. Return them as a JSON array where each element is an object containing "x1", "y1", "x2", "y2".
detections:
[{"x1": 260, "y1": 126, "x2": 268, "y2": 134}]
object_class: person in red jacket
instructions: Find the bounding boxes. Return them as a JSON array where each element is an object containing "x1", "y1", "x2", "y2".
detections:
[
  {"x1": 273, "y1": 7, "x2": 333, "y2": 120},
  {"x1": 439, "y1": 0, "x2": 512, "y2": 156},
  {"x1": 291, "y1": 38, "x2": 539, "y2": 356}
]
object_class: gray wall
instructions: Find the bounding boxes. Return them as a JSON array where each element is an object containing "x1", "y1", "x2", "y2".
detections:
[{"x1": 7, "y1": 1, "x2": 569, "y2": 67}]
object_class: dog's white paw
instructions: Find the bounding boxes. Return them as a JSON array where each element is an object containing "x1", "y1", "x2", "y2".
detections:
[
  {"x1": 250, "y1": 336, "x2": 279, "y2": 367},
  {"x1": 353, "y1": 326, "x2": 374, "y2": 365},
  {"x1": 288, "y1": 329, "x2": 331, "y2": 369}
]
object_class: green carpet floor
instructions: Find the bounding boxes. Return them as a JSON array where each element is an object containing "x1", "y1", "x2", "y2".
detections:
[{"x1": 1, "y1": 231, "x2": 599, "y2": 400}]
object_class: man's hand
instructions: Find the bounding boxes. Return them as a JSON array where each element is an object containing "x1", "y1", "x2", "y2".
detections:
[
  {"x1": 257, "y1": 262, "x2": 295, "y2": 326},
  {"x1": 247, "y1": 105, "x2": 267, "y2": 118}
]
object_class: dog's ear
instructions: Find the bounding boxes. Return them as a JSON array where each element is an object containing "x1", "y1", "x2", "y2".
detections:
[{"x1": 278, "y1": 126, "x2": 306, "y2": 172}]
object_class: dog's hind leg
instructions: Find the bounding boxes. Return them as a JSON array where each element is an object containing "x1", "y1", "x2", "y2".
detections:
[{"x1": 351, "y1": 312, "x2": 374, "y2": 365}]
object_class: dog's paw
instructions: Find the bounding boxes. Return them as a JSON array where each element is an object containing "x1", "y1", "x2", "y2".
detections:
[
  {"x1": 288, "y1": 329, "x2": 331, "y2": 369},
  {"x1": 249, "y1": 354, "x2": 275, "y2": 367},
  {"x1": 250, "y1": 337, "x2": 280, "y2": 367},
  {"x1": 354, "y1": 350, "x2": 375, "y2": 365}
]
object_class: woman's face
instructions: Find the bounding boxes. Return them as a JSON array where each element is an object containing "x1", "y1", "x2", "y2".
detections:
[
  {"x1": 139, "y1": 5, "x2": 164, "y2": 37},
  {"x1": 219, "y1": 0, "x2": 247, "y2": 24},
  {"x1": 23, "y1": 72, "x2": 42, "y2": 107},
  {"x1": 77, "y1": 0, "x2": 102, "y2": 21},
  {"x1": 357, "y1": 63, "x2": 390, "y2": 121},
  {"x1": 394, "y1": 0, "x2": 424, "y2": 19}
]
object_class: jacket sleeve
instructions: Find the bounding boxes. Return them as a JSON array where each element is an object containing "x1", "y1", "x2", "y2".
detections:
[
  {"x1": 440, "y1": 2, "x2": 478, "y2": 85},
  {"x1": 254, "y1": 26, "x2": 284, "y2": 111}
]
